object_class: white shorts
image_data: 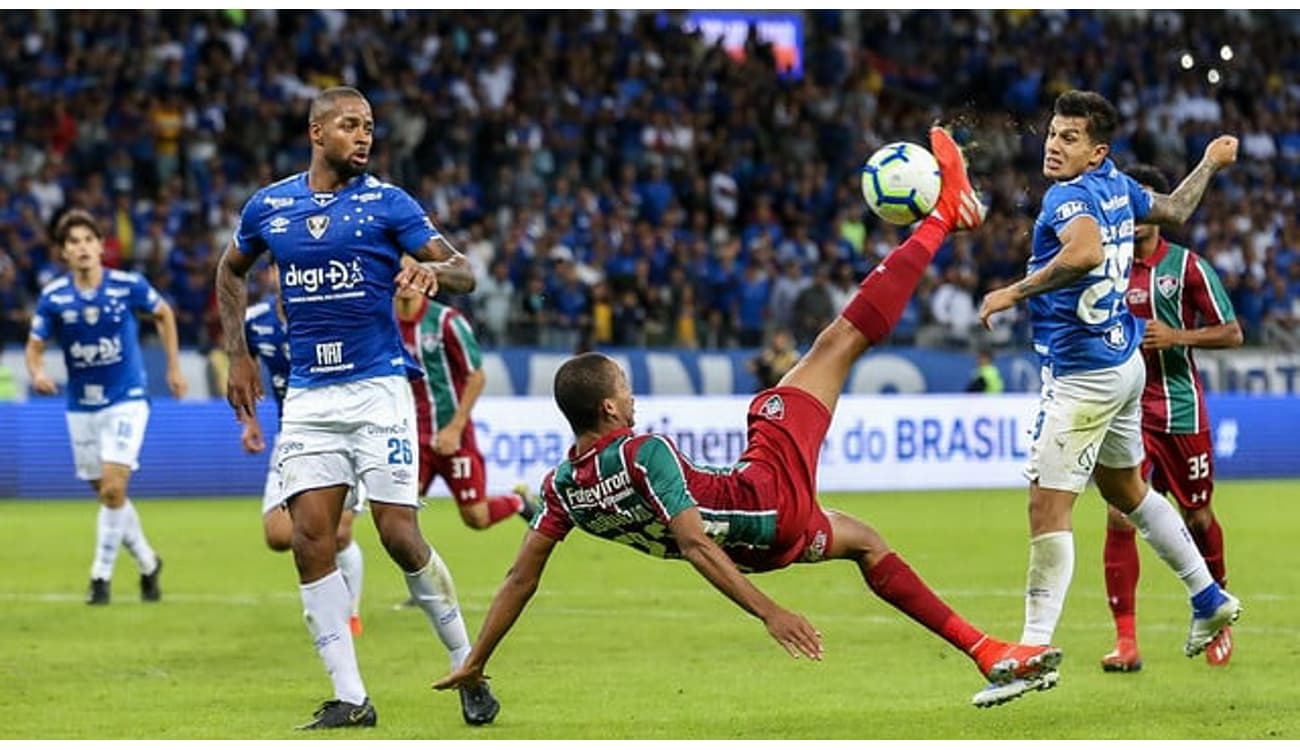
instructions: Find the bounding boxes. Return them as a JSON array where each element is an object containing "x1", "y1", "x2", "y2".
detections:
[
  {"x1": 277, "y1": 376, "x2": 419, "y2": 508},
  {"x1": 261, "y1": 434, "x2": 367, "y2": 515},
  {"x1": 1024, "y1": 352, "x2": 1145, "y2": 493},
  {"x1": 64, "y1": 400, "x2": 150, "y2": 481}
]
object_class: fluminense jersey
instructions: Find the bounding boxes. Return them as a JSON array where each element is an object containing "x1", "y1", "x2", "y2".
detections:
[
  {"x1": 405, "y1": 298, "x2": 483, "y2": 431},
  {"x1": 244, "y1": 300, "x2": 290, "y2": 419},
  {"x1": 30, "y1": 271, "x2": 162, "y2": 412},
  {"x1": 532, "y1": 428, "x2": 778, "y2": 568},
  {"x1": 1029, "y1": 159, "x2": 1153, "y2": 376},
  {"x1": 235, "y1": 172, "x2": 441, "y2": 388},
  {"x1": 1126, "y1": 239, "x2": 1236, "y2": 434}
]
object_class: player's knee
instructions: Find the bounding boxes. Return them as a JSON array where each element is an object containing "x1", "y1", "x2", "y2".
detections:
[
  {"x1": 265, "y1": 531, "x2": 292, "y2": 552},
  {"x1": 1183, "y1": 504, "x2": 1215, "y2": 533},
  {"x1": 97, "y1": 482, "x2": 127, "y2": 508},
  {"x1": 459, "y1": 505, "x2": 491, "y2": 530}
]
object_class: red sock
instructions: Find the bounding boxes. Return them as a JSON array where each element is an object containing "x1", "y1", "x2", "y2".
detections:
[
  {"x1": 485, "y1": 494, "x2": 525, "y2": 526},
  {"x1": 1103, "y1": 525, "x2": 1139, "y2": 640},
  {"x1": 1189, "y1": 515, "x2": 1227, "y2": 588},
  {"x1": 841, "y1": 217, "x2": 948, "y2": 344},
  {"x1": 863, "y1": 551, "x2": 984, "y2": 654}
]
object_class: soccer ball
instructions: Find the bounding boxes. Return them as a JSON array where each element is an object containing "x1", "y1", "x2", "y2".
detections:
[{"x1": 860, "y1": 142, "x2": 942, "y2": 225}]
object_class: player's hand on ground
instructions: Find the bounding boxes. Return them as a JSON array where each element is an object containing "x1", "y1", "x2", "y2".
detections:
[
  {"x1": 432, "y1": 662, "x2": 486, "y2": 691},
  {"x1": 226, "y1": 354, "x2": 263, "y2": 421},
  {"x1": 979, "y1": 287, "x2": 1018, "y2": 330},
  {"x1": 167, "y1": 365, "x2": 188, "y2": 399},
  {"x1": 434, "y1": 425, "x2": 462, "y2": 456},
  {"x1": 31, "y1": 372, "x2": 57, "y2": 395},
  {"x1": 1141, "y1": 319, "x2": 1180, "y2": 351},
  {"x1": 241, "y1": 422, "x2": 265, "y2": 453},
  {"x1": 395, "y1": 262, "x2": 439, "y2": 299},
  {"x1": 1203, "y1": 135, "x2": 1238, "y2": 170},
  {"x1": 764, "y1": 607, "x2": 823, "y2": 661}
]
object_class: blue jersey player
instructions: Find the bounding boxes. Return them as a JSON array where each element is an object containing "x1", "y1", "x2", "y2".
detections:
[
  {"x1": 975, "y1": 90, "x2": 1241, "y2": 707},
  {"x1": 241, "y1": 262, "x2": 366, "y2": 638},
  {"x1": 25, "y1": 208, "x2": 186, "y2": 606},
  {"x1": 215, "y1": 86, "x2": 498, "y2": 730}
]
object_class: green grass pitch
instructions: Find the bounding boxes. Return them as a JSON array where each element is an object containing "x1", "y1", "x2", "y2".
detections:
[{"x1": 4, "y1": 480, "x2": 1298, "y2": 739}]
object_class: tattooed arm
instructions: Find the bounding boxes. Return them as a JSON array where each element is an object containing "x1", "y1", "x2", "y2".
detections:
[
  {"x1": 978, "y1": 216, "x2": 1103, "y2": 329},
  {"x1": 1144, "y1": 135, "x2": 1238, "y2": 226},
  {"x1": 216, "y1": 239, "x2": 264, "y2": 420}
]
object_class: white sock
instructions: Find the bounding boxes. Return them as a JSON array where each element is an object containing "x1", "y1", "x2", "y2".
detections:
[
  {"x1": 300, "y1": 570, "x2": 367, "y2": 705},
  {"x1": 335, "y1": 541, "x2": 364, "y2": 618},
  {"x1": 91, "y1": 505, "x2": 130, "y2": 580},
  {"x1": 119, "y1": 500, "x2": 159, "y2": 575},
  {"x1": 405, "y1": 547, "x2": 472, "y2": 669},
  {"x1": 1125, "y1": 489, "x2": 1215, "y2": 596},
  {"x1": 1021, "y1": 531, "x2": 1075, "y2": 645}
]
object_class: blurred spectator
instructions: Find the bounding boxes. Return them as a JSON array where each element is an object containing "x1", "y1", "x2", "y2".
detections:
[{"x1": 747, "y1": 328, "x2": 801, "y2": 391}]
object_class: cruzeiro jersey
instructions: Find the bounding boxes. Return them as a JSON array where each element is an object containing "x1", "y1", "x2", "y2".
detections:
[
  {"x1": 244, "y1": 300, "x2": 290, "y2": 420},
  {"x1": 532, "y1": 428, "x2": 778, "y2": 568},
  {"x1": 1126, "y1": 239, "x2": 1236, "y2": 434},
  {"x1": 408, "y1": 298, "x2": 482, "y2": 431},
  {"x1": 1029, "y1": 159, "x2": 1153, "y2": 376},
  {"x1": 235, "y1": 172, "x2": 441, "y2": 389},
  {"x1": 30, "y1": 270, "x2": 162, "y2": 411}
]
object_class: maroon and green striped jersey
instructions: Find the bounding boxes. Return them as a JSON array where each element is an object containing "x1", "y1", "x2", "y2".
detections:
[
  {"x1": 532, "y1": 428, "x2": 779, "y2": 568},
  {"x1": 402, "y1": 298, "x2": 483, "y2": 431},
  {"x1": 1125, "y1": 239, "x2": 1235, "y2": 434}
]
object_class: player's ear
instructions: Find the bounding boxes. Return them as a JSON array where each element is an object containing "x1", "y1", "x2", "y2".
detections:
[{"x1": 309, "y1": 120, "x2": 324, "y2": 147}]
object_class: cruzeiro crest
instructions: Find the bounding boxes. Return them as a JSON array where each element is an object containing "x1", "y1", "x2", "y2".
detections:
[
  {"x1": 82, "y1": 305, "x2": 100, "y2": 325},
  {"x1": 306, "y1": 215, "x2": 330, "y2": 239}
]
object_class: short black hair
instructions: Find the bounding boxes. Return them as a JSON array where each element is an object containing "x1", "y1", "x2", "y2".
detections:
[
  {"x1": 554, "y1": 352, "x2": 620, "y2": 434},
  {"x1": 1053, "y1": 90, "x2": 1118, "y2": 145},
  {"x1": 53, "y1": 208, "x2": 102, "y2": 246},
  {"x1": 309, "y1": 86, "x2": 367, "y2": 124},
  {"x1": 1125, "y1": 163, "x2": 1170, "y2": 194}
]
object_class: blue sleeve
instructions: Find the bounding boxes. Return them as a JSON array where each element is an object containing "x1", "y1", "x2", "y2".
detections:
[
  {"x1": 235, "y1": 193, "x2": 269, "y2": 256},
  {"x1": 1043, "y1": 183, "x2": 1098, "y2": 236},
  {"x1": 1124, "y1": 173, "x2": 1153, "y2": 222},
  {"x1": 130, "y1": 274, "x2": 163, "y2": 313},
  {"x1": 388, "y1": 188, "x2": 441, "y2": 254},
  {"x1": 29, "y1": 293, "x2": 53, "y2": 341}
]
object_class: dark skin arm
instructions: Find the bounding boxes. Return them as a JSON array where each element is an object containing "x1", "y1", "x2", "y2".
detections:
[
  {"x1": 432, "y1": 529, "x2": 558, "y2": 691},
  {"x1": 669, "y1": 507, "x2": 823, "y2": 660},
  {"x1": 1142, "y1": 320, "x2": 1243, "y2": 351},
  {"x1": 216, "y1": 240, "x2": 263, "y2": 421},
  {"x1": 402, "y1": 232, "x2": 476, "y2": 295}
]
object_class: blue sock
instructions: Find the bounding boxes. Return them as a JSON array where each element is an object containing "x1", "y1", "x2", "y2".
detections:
[{"x1": 1191, "y1": 582, "x2": 1226, "y2": 619}]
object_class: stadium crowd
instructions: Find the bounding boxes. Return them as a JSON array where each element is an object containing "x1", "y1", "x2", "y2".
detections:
[{"x1": 2, "y1": 9, "x2": 1300, "y2": 354}]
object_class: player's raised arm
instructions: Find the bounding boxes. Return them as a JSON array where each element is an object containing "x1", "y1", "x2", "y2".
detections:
[
  {"x1": 1144, "y1": 135, "x2": 1238, "y2": 226},
  {"x1": 669, "y1": 507, "x2": 823, "y2": 660},
  {"x1": 432, "y1": 529, "x2": 559, "y2": 691},
  {"x1": 216, "y1": 239, "x2": 265, "y2": 420}
]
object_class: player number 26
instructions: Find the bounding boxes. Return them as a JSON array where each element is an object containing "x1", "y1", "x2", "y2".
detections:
[{"x1": 387, "y1": 438, "x2": 413, "y2": 465}]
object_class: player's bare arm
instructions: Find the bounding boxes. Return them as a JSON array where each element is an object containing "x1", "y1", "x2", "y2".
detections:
[
  {"x1": 979, "y1": 217, "x2": 1103, "y2": 329},
  {"x1": 432, "y1": 530, "x2": 559, "y2": 691},
  {"x1": 1144, "y1": 135, "x2": 1238, "y2": 226},
  {"x1": 436, "y1": 368, "x2": 485, "y2": 456},
  {"x1": 405, "y1": 232, "x2": 476, "y2": 295},
  {"x1": 150, "y1": 300, "x2": 188, "y2": 398},
  {"x1": 24, "y1": 336, "x2": 56, "y2": 395},
  {"x1": 216, "y1": 240, "x2": 265, "y2": 420},
  {"x1": 669, "y1": 507, "x2": 823, "y2": 660},
  {"x1": 1142, "y1": 319, "x2": 1243, "y2": 351}
]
